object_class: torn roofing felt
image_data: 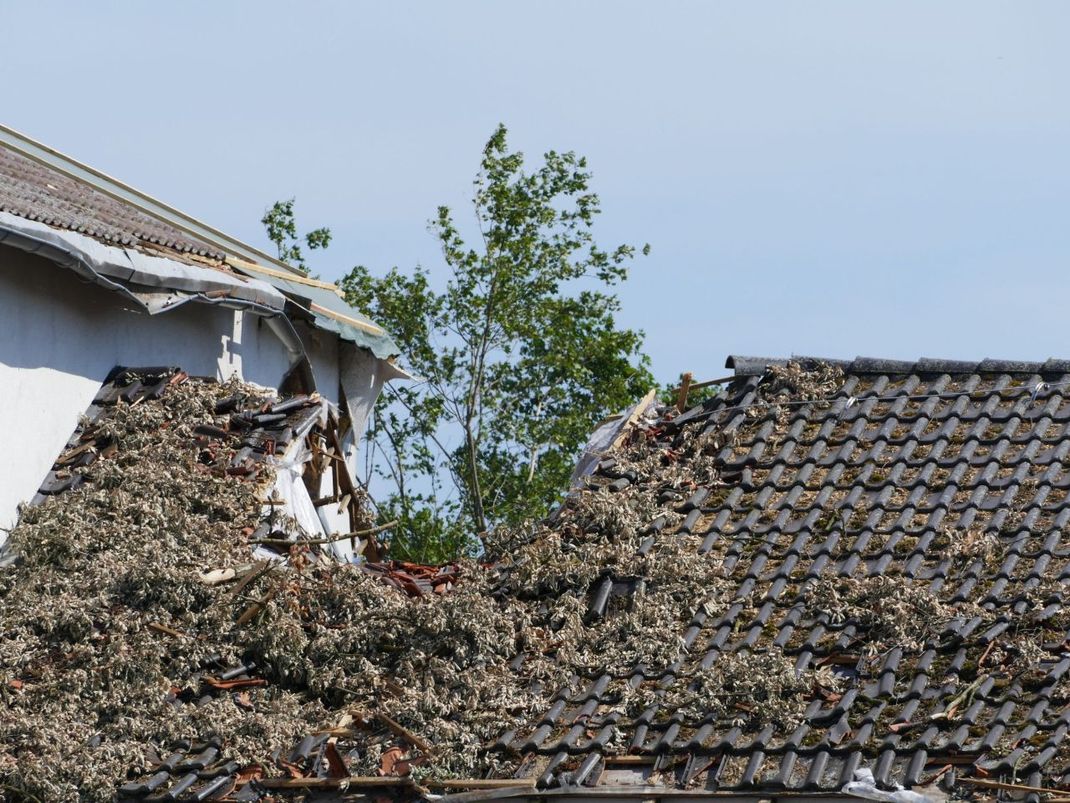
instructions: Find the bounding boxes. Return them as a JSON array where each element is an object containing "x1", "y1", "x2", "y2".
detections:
[
  {"x1": 0, "y1": 135, "x2": 401, "y2": 360},
  {"x1": 7, "y1": 356, "x2": 1070, "y2": 802}
]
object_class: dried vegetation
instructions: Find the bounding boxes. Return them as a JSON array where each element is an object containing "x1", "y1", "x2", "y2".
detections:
[{"x1": 2, "y1": 360, "x2": 1069, "y2": 799}]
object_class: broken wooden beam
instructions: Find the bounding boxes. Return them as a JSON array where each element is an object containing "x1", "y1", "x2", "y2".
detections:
[{"x1": 675, "y1": 372, "x2": 693, "y2": 412}]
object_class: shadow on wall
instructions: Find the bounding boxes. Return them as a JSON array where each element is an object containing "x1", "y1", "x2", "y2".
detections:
[
  {"x1": 0, "y1": 246, "x2": 295, "y2": 381},
  {"x1": 0, "y1": 245, "x2": 292, "y2": 530}
]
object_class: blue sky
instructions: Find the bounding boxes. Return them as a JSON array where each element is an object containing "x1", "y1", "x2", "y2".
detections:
[{"x1": 3, "y1": 2, "x2": 1068, "y2": 384}]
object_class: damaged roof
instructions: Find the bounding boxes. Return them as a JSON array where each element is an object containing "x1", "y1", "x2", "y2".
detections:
[
  {"x1": 493, "y1": 356, "x2": 1070, "y2": 797},
  {"x1": 5, "y1": 355, "x2": 1070, "y2": 802},
  {"x1": 0, "y1": 124, "x2": 400, "y2": 359},
  {"x1": 0, "y1": 145, "x2": 227, "y2": 264}
]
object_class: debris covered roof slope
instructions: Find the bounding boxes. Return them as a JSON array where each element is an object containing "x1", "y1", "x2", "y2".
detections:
[
  {"x1": 5, "y1": 355, "x2": 1070, "y2": 801},
  {"x1": 485, "y1": 355, "x2": 1070, "y2": 797}
]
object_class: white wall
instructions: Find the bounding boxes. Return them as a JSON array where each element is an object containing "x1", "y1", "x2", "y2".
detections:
[{"x1": 0, "y1": 246, "x2": 340, "y2": 530}]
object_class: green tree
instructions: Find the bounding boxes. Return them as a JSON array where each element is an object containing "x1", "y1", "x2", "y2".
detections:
[
  {"x1": 266, "y1": 125, "x2": 654, "y2": 561},
  {"x1": 261, "y1": 198, "x2": 332, "y2": 274}
]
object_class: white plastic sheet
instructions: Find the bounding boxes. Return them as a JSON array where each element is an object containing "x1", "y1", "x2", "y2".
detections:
[{"x1": 842, "y1": 767, "x2": 938, "y2": 803}]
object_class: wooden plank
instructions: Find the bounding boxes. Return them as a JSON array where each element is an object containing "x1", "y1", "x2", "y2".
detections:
[
  {"x1": 675, "y1": 372, "x2": 693, "y2": 412},
  {"x1": 258, "y1": 776, "x2": 414, "y2": 790},
  {"x1": 229, "y1": 257, "x2": 345, "y2": 292},
  {"x1": 309, "y1": 302, "x2": 385, "y2": 336},
  {"x1": 431, "y1": 779, "x2": 536, "y2": 790},
  {"x1": 610, "y1": 388, "x2": 658, "y2": 452},
  {"x1": 259, "y1": 776, "x2": 536, "y2": 792},
  {"x1": 668, "y1": 374, "x2": 735, "y2": 395},
  {"x1": 431, "y1": 785, "x2": 537, "y2": 803}
]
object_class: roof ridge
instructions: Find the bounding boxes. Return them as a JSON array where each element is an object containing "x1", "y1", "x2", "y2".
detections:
[{"x1": 725, "y1": 354, "x2": 1070, "y2": 377}]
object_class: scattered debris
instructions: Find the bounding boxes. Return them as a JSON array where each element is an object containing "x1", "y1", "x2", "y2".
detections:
[{"x1": 3, "y1": 356, "x2": 1070, "y2": 800}]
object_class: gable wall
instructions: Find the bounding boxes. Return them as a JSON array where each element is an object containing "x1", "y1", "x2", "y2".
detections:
[{"x1": 0, "y1": 245, "x2": 341, "y2": 531}]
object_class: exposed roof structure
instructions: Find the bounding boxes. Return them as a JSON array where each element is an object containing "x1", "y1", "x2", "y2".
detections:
[
  {"x1": 0, "y1": 124, "x2": 400, "y2": 359},
  {"x1": 4, "y1": 355, "x2": 1070, "y2": 802}
]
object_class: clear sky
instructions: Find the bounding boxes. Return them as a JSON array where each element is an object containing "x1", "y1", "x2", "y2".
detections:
[{"x1": 3, "y1": 2, "x2": 1068, "y2": 384}]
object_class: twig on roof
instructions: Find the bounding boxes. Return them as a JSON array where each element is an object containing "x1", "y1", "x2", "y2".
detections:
[
  {"x1": 147, "y1": 622, "x2": 189, "y2": 639},
  {"x1": 958, "y1": 777, "x2": 1067, "y2": 795},
  {"x1": 234, "y1": 586, "x2": 277, "y2": 628},
  {"x1": 223, "y1": 560, "x2": 274, "y2": 598},
  {"x1": 374, "y1": 710, "x2": 434, "y2": 754},
  {"x1": 251, "y1": 519, "x2": 399, "y2": 548}
]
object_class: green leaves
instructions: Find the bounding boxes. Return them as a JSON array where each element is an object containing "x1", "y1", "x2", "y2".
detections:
[
  {"x1": 261, "y1": 198, "x2": 331, "y2": 275},
  {"x1": 343, "y1": 124, "x2": 654, "y2": 561}
]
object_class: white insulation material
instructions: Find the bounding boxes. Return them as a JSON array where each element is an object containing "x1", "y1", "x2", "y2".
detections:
[
  {"x1": 842, "y1": 768, "x2": 937, "y2": 803},
  {"x1": 259, "y1": 399, "x2": 364, "y2": 563},
  {"x1": 569, "y1": 393, "x2": 659, "y2": 488}
]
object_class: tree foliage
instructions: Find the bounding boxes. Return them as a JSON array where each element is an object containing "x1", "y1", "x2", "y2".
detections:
[
  {"x1": 266, "y1": 125, "x2": 654, "y2": 561},
  {"x1": 261, "y1": 198, "x2": 332, "y2": 274}
]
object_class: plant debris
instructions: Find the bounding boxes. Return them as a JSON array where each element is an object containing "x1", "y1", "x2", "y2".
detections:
[{"x1": 2, "y1": 358, "x2": 1070, "y2": 800}]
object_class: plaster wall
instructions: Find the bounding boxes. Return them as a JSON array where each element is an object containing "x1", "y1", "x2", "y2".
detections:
[{"x1": 0, "y1": 246, "x2": 340, "y2": 530}]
